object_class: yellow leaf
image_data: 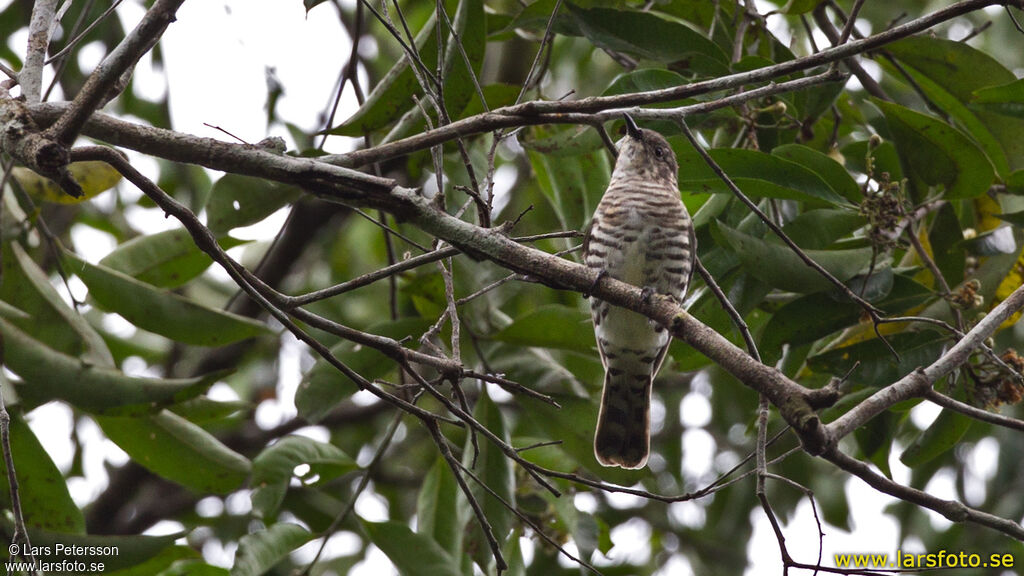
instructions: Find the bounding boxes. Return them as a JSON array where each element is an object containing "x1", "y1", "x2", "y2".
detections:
[{"x1": 12, "y1": 161, "x2": 122, "y2": 204}]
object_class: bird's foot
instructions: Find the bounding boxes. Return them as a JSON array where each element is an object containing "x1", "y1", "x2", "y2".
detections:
[
  {"x1": 584, "y1": 269, "x2": 608, "y2": 299},
  {"x1": 640, "y1": 286, "x2": 656, "y2": 303}
]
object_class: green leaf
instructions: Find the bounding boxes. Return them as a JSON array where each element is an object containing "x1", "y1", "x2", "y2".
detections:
[
  {"x1": 105, "y1": 546, "x2": 201, "y2": 576},
  {"x1": 854, "y1": 409, "x2": 898, "y2": 479},
  {"x1": 168, "y1": 397, "x2": 250, "y2": 423},
  {"x1": 1, "y1": 242, "x2": 113, "y2": 366},
  {"x1": 771, "y1": 144, "x2": 862, "y2": 202},
  {"x1": 67, "y1": 251, "x2": 271, "y2": 347},
  {"x1": 972, "y1": 78, "x2": 1024, "y2": 119},
  {"x1": 886, "y1": 37, "x2": 1015, "y2": 102},
  {"x1": 900, "y1": 408, "x2": 973, "y2": 468},
  {"x1": 363, "y1": 521, "x2": 462, "y2": 576},
  {"x1": 100, "y1": 228, "x2": 248, "y2": 289},
  {"x1": 714, "y1": 222, "x2": 873, "y2": 293},
  {"x1": 996, "y1": 209, "x2": 1024, "y2": 227},
  {"x1": 251, "y1": 436, "x2": 357, "y2": 518},
  {"x1": 873, "y1": 99, "x2": 995, "y2": 199},
  {"x1": 526, "y1": 146, "x2": 610, "y2": 229},
  {"x1": 779, "y1": 208, "x2": 867, "y2": 249},
  {"x1": 464, "y1": 388, "x2": 515, "y2": 569},
  {"x1": 878, "y1": 58, "x2": 1010, "y2": 178},
  {"x1": 807, "y1": 331, "x2": 948, "y2": 387},
  {"x1": 156, "y1": 559, "x2": 231, "y2": 576},
  {"x1": 604, "y1": 69, "x2": 689, "y2": 100},
  {"x1": 519, "y1": 396, "x2": 646, "y2": 485},
  {"x1": 928, "y1": 203, "x2": 966, "y2": 288},
  {"x1": 779, "y1": 0, "x2": 822, "y2": 14},
  {"x1": 97, "y1": 410, "x2": 251, "y2": 494},
  {"x1": 0, "y1": 412, "x2": 83, "y2": 533},
  {"x1": 230, "y1": 523, "x2": 314, "y2": 576},
  {"x1": 0, "y1": 316, "x2": 215, "y2": 414},
  {"x1": 0, "y1": 524, "x2": 179, "y2": 572},
  {"x1": 205, "y1": 174, "x2": 302, "y2": 235},
  {"x1": 331, "y1": 0, "x2": 485, "y2": 135},
  {"x1": 759, "y1": 274, "x2": 932, "y2": 364},
  {"x1": 418, "y1": 457, "x2": 464, "y2": 556},
  {"x1": 675, "y1": 144, "x2": 849, "y2": 205},
  {"x1": 296, "y1": 318, "x2": 433, "y2": 423},
  {"x1": 491, "y1": 304, "x2": 592, "y2": 352},
  {"x1": 566, "y1": 5, "x2": 729, "y2": 76}
]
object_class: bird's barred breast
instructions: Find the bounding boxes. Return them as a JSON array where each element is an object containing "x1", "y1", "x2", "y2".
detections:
[{"x1": 585, "y1": 183, "x2": 693, "y2": 298}]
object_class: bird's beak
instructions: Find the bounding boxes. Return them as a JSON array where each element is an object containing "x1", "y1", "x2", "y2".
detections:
[{"x1": 623, "y1": 113, "x2": 642, "y2": 140}]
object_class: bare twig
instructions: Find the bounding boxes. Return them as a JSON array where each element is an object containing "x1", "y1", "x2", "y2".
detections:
[
  {"x1": 0, "y1": 393, "x2": 39, "y2": 573},
  {"x1": 301, "y1": 409, "x2": 405, "y2": 576},
  {"x1": 924, "y1": 388, "x2": 1024, "y2": 431},
  {"x1": 824, "y1": 447, "x2": 1024, "y2": 539}
]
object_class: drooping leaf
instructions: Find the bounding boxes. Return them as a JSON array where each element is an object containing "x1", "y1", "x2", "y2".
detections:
[
  {"x1": 230, "y1": 523, "x2": 314, "y2": 576},
  {"x1": 714, "y1": 222, "x2": 874, "y2": 293},
  {"x1": 463, "y1": 388, "x2": 515, "y2": 570},
  {"x1": 807, "y1": 331, "x2": 949, "y2": 388},
  {"x1": 490, "y1": 304, "x2": 592, "y2": 353},
  {"x1": 97, "y1": 411, "x2": 251, "y2": 494},
  {"x1": 295, "y1": 317, "x2": 433, "y2": 423},
  {"x1": 0, "y1": 412, "x2": 83, "y2": 533},
  {"x1": 971, "y1": 78, "x2": 1024, "y2": 119},
  {"x1": 0, "y1": 316, "x2": 215, "y2": 414},
  {"x1": 363, "y1": 521, "x2": 462, "y2": 576},
  {"x1": 66, "y1": 251, "x2": 271, "y2": 347},
  {"x1": 900, "y1": 408, "x2": 973, "y2": 468},
  {"x1": 873, "y1": 99, "x2": 994, "y2": 199},
  {"x1": 566, "y1": 5, "x2": 729, "y2": 76},
  {"x1": 771, "y1": 144, "x2": 862, "y2": 202},
  {"x1": 331, "y1": 0, "x2": 485, "y2": 135},
  {"x1": 417, "y1": 457, "x2": 464, "y2": 557},
  {"x1": 674, "y1": 144, "x2": 850, "y2": 205},
  {"x1": 928, "y1": 203, "x2": 966, "y2": 288},
  {"x1": 100, "y1": 228, "x2": 248, "y2": 288},
  {"x1": 0, "y1": 526, "x2": 180, "y2": 572},
  {"x1": 854, "y1": 408, "x2": 898, "y2": 479},
  {"x1": 251, "y1": 436, "x2": 357, "y2": 518},
  {"x1": 1, "y1": 242, "x2": 113, "y2": 366},
  {"x1": 205, "y1": 174, "x2": 302, "y2": 235},
  {"x1": 526, "y1": 146, "x2": 610, "y2": 230}
]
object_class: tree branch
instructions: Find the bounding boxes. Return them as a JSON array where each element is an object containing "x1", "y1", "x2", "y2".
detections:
[{"x1": 44, "y1": 0, "x2": 185, "y2": 145}]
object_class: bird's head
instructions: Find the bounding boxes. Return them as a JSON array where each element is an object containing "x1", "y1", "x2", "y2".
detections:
[{"x1": 613, "y1": 113, "x2": 678, "y2": 188}]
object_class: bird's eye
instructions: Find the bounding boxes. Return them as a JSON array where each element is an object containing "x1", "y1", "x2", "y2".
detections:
[{"x1": 654, "y1": 147, "x2": 665, "y2": 159}]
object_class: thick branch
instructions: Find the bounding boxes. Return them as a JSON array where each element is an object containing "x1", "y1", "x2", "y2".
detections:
[
  {"x1": 44, "y1": 0, "x2": 185, "y2": 145},
  {"x1": 827, "y1": 283, "x2": 1024, "y2": 440}
]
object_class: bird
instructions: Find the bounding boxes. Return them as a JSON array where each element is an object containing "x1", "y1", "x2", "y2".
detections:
[{"x1": 583, "y1": 114, "x2": 696, "y2": 469}]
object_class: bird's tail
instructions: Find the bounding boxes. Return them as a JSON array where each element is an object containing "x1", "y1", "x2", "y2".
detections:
[{"x1": 594, "y1": 367, "x2": 652, "y2": 469}]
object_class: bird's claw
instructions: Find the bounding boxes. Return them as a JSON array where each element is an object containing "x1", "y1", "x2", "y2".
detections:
[{"x1": 640, "y1": 286, "x2": 656, "y2": 303}]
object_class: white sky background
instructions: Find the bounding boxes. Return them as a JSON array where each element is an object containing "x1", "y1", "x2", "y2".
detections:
[{"x1": 2, "y1": 0, "x2": 1011, "y2": 574}]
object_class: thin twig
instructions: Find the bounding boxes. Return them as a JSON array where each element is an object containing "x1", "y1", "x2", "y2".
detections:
[
  {"x1": 924, "y1": 388, "x2": 1024, "y2": 431},
  {"x1": 44, "y1": 0, "x2": 124, "y2": 65},
  {"x1": 0, "y1": 394, "x2": 39, "y2": 573},
  {"x1": 21, "y1": 0, "x2": 59, "y2": 104},
  {"x1": 301, "y1": 408, "x2": 405, "y2": 576},
  {"x1": 425, "y1": 419, "x2": 507, "y2": 572}
]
